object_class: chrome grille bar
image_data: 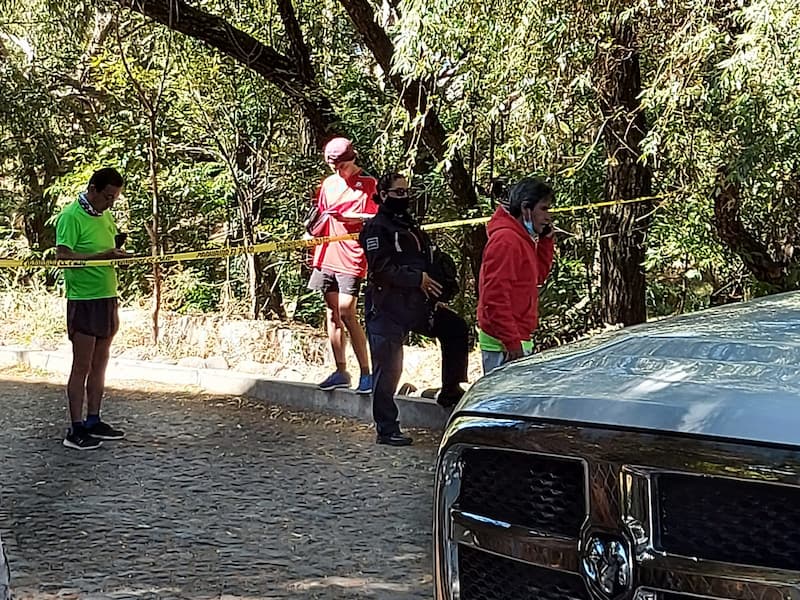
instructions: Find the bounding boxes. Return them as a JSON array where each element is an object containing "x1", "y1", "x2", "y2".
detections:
[{"x1": 451, "y1": 509, "x2": 580, "y2": 573}]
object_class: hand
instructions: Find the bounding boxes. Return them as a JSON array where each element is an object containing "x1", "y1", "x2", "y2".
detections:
[
  {"x1": 420, "y1": 272, "x2": 443, "y2": 299},
  {"x1": 505, "y1": 346, "x2": 525, "y2": 361},
  {"x1": 540, "y1": 222, "x2": 555, "y2": 238},
  {"x1": 337, "y1": 211, "x2": 369, "y2": 224},
  {"x1": 101, "y1": 248, "x2": 131, "y2": 259}
]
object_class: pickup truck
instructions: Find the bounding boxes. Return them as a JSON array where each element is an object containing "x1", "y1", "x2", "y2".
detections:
[{"x1": 434, "y1": 291, "x2": 800, "y2": 599}]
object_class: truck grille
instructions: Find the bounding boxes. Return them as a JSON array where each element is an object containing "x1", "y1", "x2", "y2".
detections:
[
  {"x1": 457, "y1": 448, "x2": 585, "y2": 537},
  {"x1": 656, "y1": 472, "x2": 800, "y2": 570},
  {"x1": 459, "y1": 546, "x2": 588, "y2": 600},
  {"x1": 437, "y1": 419, "x2": 800, "y2": 600}
]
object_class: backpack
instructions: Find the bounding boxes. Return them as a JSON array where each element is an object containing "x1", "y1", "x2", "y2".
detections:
[
  {"x1": 304, "y1": 204, "x2": 326, "y2": 237},
  {"x1": 428, "y1": 246, "x2": 459, "y2": 303}
]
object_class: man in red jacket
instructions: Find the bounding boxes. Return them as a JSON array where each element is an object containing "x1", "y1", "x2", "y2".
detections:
[
  {"x1": 477, "y1": 177, "x2": 555, "y2": 374},
  {"x1": 308, "y1": 137, "x2": 378, "y2": 393}
]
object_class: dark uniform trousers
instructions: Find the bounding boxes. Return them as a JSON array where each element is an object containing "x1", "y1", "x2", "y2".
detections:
[{"x1": 367, "y1": 305, "x2": 469, "y2": 436}]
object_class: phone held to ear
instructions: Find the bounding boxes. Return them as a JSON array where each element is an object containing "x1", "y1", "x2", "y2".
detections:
[{"x1": 539, "y1": 223, "x2": 553, "y2": 237}]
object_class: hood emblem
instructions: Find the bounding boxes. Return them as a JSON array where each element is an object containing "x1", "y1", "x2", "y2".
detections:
[{"x1": 581, "y1": 534, "x2": 631, "y2": 600}]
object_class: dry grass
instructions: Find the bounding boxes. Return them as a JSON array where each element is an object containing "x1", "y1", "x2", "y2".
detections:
[{"x1": 0, "y1": 288, "x2": 64, "y2": 349}]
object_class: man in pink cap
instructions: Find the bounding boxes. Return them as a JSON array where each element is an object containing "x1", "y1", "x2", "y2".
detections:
[{"x1": 308, "y1": 137, "x2": 378, "y2": 393}]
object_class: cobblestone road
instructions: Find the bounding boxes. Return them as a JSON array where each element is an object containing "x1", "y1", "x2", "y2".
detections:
[{"x1": 0, "y1": 370, "x2": 439, "y2": 599}]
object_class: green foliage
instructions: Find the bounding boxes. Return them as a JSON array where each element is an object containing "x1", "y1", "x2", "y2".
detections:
[
  {"x1": 1, "y1": 0, "x2": 800, "y2": 347},
  {"x1": 162, "y1": 266, "x2": 222, "y2": 313},
  {"x1": 641, "y1": 0, "x2": 800, "y2": 304},
  {"x1": 292, "y1": 290, "x2": 327, "y2": 328}
]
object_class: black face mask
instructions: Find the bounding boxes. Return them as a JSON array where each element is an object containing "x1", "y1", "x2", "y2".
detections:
[{"x1": 383, "y1": 196, "x2": 410, "y2": 213}]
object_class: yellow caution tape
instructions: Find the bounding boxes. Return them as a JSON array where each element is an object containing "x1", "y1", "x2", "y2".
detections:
[
  {"x1": 417, "y1": 194, "x2": 669, "y2": 232},
  {"x1": 552, "y1": 194, "x2": 667, "y2": 213},
  {"x1": 0, "y1": 194, "x2": 666, "y2": 269}
]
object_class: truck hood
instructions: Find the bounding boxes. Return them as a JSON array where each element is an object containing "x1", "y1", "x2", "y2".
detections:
[{"x1": 459, "y1": 292, "x2": 800, "y2": 447}]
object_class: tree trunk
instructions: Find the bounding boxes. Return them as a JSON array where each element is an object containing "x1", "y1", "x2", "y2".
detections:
[
  {"x1": 240, "y1": 215, "x2": 285, "y2": 319},
  {"x1": 595, "y1": 15, "x2": 653, "y2": 326},
  {"x1": 147, "y1": 114, "x2": 162, "y2": 343},
  {"x1": 21, "y1": 165, "x2": 59, "y2": 286},
  {"x1": 21, "y1": 166, "x2": 56, "y2": 251},
  {"x1": 234, "y1": 135, "x2": 286, "y2": 319},
  {"x1": 713, "y1": 169, "x2": 788, "y2": 286},
  {"x1": 336, "y1": 0, "x2": 487, "y2": 281},
  {"x1": 245, "y1": 252, "x2": 286, "y2": 319},
  {"x1": 246, "y1": 253, "x2": 263, "y2": 319}
]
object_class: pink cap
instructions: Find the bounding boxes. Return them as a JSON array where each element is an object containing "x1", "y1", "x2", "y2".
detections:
[{"x1": 324, "y1": 137, "x2": 356, "y2": 164}]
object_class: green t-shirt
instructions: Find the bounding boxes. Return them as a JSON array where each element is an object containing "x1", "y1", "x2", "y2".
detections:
[
  {"x1": 478, "y1": 329, "x2": 534, "y2": 353},
  {"x1": 55, "y1": 199, "x2": 118, "y2": 300}
]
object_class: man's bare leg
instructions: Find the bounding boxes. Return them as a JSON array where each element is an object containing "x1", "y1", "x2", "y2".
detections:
[
  {"x1": 338, "y1": 292, "x2": 369, "y2": 375},
  {"x1": 67, "y1": 332, "x2": 95, "y2": 424},
  {"x1": 324, "y1": 291, "x2": 347, "y2": 374},
  {"x1": 86, "y1": 335, "x2": 113, "y2": 417}
]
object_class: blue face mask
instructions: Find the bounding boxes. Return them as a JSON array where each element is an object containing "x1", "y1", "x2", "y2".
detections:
[
  {"x1": 522, "y1": 208, "x2": 536, "y2": 235},
  {"x1": 523, "y1": 218, "x2": 535, "y2": 235}
]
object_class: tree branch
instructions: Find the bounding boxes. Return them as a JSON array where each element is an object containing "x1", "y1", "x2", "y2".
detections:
[
  {"x1": 120, "y1": 0, "x2": 337, "y2": 143},
  {"x1": 275, "y1": 0, "x2": 314, "y2": 82},
  {"x1": 77, "y1": 11, "x2": 115, "y2": 86},
  {"x1": 121, "y1": 0, "x2": 294, "y2": 75},
  {"x1": 336, "y1": 0, "x2": 485, "y2": 281},
  {"x1": 713, "y1": 169, "x2": 788, "y2": 286},
  {"x1": 336, "y1": 0, "x2": 477, "y2": 207}
]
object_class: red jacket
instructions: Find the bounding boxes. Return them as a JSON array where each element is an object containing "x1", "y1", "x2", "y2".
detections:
[
  {"x1": 477, "y1": 205, "x2": 555, "y2": 353},
  {"x1": 312, "y1": 170, "x2": 378, "y2": 278}
]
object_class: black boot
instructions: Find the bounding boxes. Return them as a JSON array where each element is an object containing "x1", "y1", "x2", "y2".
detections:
[
  {"x1": 436, "y1": 385, "x2": 465, "y2": 408},
  {"x1": 377, "y1": 431, "x2": 413, "y2": 446}
]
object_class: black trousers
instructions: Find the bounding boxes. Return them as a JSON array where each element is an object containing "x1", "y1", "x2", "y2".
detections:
[{"x1": 367, "y1": 306, "x2": 469, "y2": 435}]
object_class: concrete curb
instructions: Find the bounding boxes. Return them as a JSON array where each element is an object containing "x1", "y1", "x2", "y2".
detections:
[{"x1": 0, "y1": 347, "x2": 450, "y2": 430}]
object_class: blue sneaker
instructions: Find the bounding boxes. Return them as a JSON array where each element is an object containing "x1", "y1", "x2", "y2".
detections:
[
  {"x1": 355, "y1": 374, "x2": 373, "y2": 395},
  {"x1": 318, "y1": 371, "x2": 351, "y2": 391}
]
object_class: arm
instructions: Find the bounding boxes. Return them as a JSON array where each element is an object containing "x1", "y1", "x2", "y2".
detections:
[
  {"x1": 536, "y1": 235, "x2": 555, "y2": 285},
  {"x1": 55, "y1": 246, "x2": 127, "y2": 260},
  {"x1": 329, "y1": 211, "x2": 373, "y2": 224},
  {"x1": 55, "y1": 212, "x2": 128, "y2": 260},
  {"x1": 305, "y1": 185, "x2": 331, "y2": 239},
  {"x1": 480, "y1": 236, "x2": 524, "y2": 354},
  {"x1": 331, "y1": 177, "x2": 379, "y2": 224}
]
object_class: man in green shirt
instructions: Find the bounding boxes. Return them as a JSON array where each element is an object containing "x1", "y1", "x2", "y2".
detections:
[{"x1": 55, "y1": 167, "x2": 129, "y2": 450}]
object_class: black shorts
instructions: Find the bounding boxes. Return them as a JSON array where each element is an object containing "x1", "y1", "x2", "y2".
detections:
[
  {"x1": 308, "y1": 268, "x2": 363, "y2": 297},
  {"x1": 67, "y1": 297, "x2": 119, "y2": 340}
]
